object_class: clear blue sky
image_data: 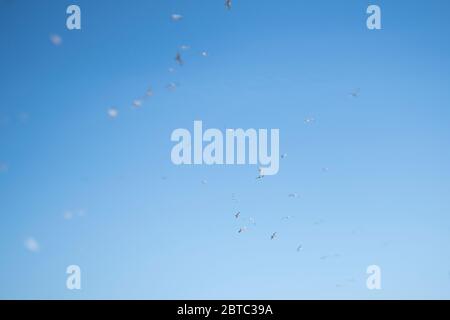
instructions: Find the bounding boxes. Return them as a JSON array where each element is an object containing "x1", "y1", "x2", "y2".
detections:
[{"x1": 1, "y1": 0, "x2": 450, "y2": 299}]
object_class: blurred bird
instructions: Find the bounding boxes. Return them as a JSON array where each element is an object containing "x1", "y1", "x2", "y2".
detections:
[
  {"x1": 175, "y1": 52, "x2": 184, "y2": 66},
  {"x1": 234, "y1": 211, "x2": 241, "y2": 219},
  {"x1": 304, "y1": 117, "x2": 315, "y2": 124},
  {"x1": 166, "y1": 82, "x2": 179, "y2": 91},
  {"x1": 171, "y1": 14, "x2": 183, "y2": 21},
  {"x1": 297, "y1": 244, "x2": 303, "y2": 252},
  {"x1": 256, "y1": 167, "x2": 265, "y2": 179},
  {"x1": 270, "y1": 232, "x2": 277, "y2": 240},
  {"x1": 132, "y1": 100, "x2": 142, "y2": 108},
  {"x1": 281, "y1": 153, "x2": 288, "y2": 159},
  {"x1": 107, "y1": 108, "x2": 118, "y2": 118},
  {"x1": 238, "y1": 227, "x2": 247, "y2": 233},
  {"x1": 349, "y1": 88, "x2": 360, "y2": 98},
  {"x1": 50, "y1": 34, "x2": 62, "y2": 46},
  {"x1": 225, "y1": 0, "x2": 232, "y2": 10}
]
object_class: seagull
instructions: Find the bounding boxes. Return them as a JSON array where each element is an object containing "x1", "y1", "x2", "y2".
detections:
[
  {"x1": 270, "y1": 232, "x2": 277, "y2": 240},
  {"x1": 166, "y1": 82, "x2": 178, "y2": 91},
  {"x1": 175, "y1": 52, "x2": 184, "y2": 66},
  {"x1": 132, "y1": 99, "x2": 142, "y2": 108},
  {"x1": 63, "y1": 211, "x2": 73, "y2": 220},
  {"x1": 234, "y1": 211, "x2": 241, "y2": 219},
  {"x1": 107, "y1": 108, "x2": 118, "y2": 118},
  {"x1": 349, "y1": 88, "x2": 360, "y2": 98},
  {"x1": 24, "y1": 237, "x2": 40, "y2": 253},
  {"x1": 201, "y1": 51, "x2": 208, "y2": 57},
  {"x1": 304, "y1": 117, "x2": 315, "y2": 124},
  {"x1": 180, "y1": 45, "x2": 190, "y2": 51},
  {"x1": 256, "y1": 167, "x2": 265, "y2": 179},
  {"x1": 0, "y1": 162, "x2": 7, "y2": 173},
  {"x1": 225, "y1": 0, "x2": 232, "y2": 10},
  {"x1": 49, "y1": 34, "x2": 62, "y2": 46},
  {"x1": 171, "y1": 14, "x2": 183, "y2": 22}
]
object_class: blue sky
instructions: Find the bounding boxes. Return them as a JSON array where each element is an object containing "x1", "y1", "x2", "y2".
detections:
[{"x1": 1, "y1": 0, "x2": 450, "y2": 299}]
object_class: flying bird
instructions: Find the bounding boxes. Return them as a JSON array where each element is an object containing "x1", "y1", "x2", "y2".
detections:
[
  {"x1": 225, "y1": 0, "x2": 232, "y2": 10},
  {"x1": 107, "y1": 108, "x2": 118, "y2": 118},
  {"x1": 175, "y1": 52, "x2": 184, "y2": 66},
  {"x1": 234, "y1": 211, "x2": 241, "y2": 219},
  {"x1": 349, "y1": 88, "x2": 360, "y2": 98},
  {"x1": 256, "y1": 167, "x2": 265, "y2": 180},
  {"x1": 166, "y1": 82, "x2": 179, "y2": 91},
  {"x1": 49, "y1": 34, "x2": 62, "y2": 46},
  {"x1": 304, "y1": 117, "x2": 315, "y2": 124},
  {"x1": 270, "y1": 232, "x2": 277, "y2": 240},
  {"x1": 171, "y1": 14, "x2": 183, "y2": 22},
  {"x1": 132, "y1": 100, "x2": 142, "y2": 108},
  {"x1": 238, "y1": 227, "x2": 247, "y2": 233},
  {"x1": 297, "y1": 244, "x2": 303, "y2": 252}
]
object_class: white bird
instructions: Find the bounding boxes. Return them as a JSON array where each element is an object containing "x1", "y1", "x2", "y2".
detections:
[
  {"x1": 180, "y1": 45, "x2": 190, "y2": 51},
  {"x1": 270, "y1": 232, "x2": 277, "y2": 240},
  {"x1": 201, "y1": 51, "x2": 208, "y2": 57},
  {"x1": 281, "y1": 215, "x2": 294, "y2": 221},
  {"x1": 304, "y1": 117, "x2": 315, "y2": 124},
  {"x1": 49, "y1": 34, "x2": 62, "y2": 46},
  {"x1": 166, "y1": 82, "x2": 178, "y2": 91},
  {"x1": 201, "y1": 179, "x2": 208, "y2": 185},
  {"x1": 24, "y1": 237, "x2": 40, "y2": 253},
  {"x1": 171, "y1": 14, "x2": 183, "y2": 22},
  {"x1": 63, "y1": 211, "x2": 73, "y2": 220},
  {"x1": 132, "y1": 99, "x2": 143, "y2": 108},
  {"x1": 0, "y1": 162, "x2": 7, "y2": 173},
  {"x1": 107, "y1": 108, "x2": 118, "y2": 118}
]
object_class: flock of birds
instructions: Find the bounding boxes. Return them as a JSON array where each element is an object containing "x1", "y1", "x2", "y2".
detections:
[
  {"x1": 0, "y1": 0, "x2": 370, "y2": 290},
  {"x1": 1, "y1": 0, "x2": 364, "y2": 257}
]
